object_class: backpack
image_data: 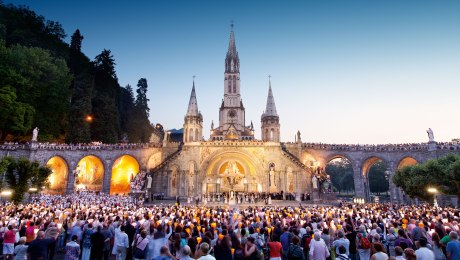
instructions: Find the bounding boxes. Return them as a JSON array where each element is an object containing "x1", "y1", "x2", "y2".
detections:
[
  {"x1": 287, "y1": 244, "x2": 304, "y2": 260},
  {"x1": 360, "y1": 237, "x2": 371, "y2": 249},
  {"x1": 133, "y1": 236, "x2": 148, "y2": 259}
]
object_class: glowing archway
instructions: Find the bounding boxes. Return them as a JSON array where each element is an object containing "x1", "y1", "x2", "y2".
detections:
[
  {"x1": 362, "y1": 156, "x2": 389, "y2": 194},
  {"x1": 397, "y1": 157, "x2": 418, "y2": 169},
  {"x1": 75, "y1": 155, "x2": 104, "y2": 192},
  {"x1": 110, "y1": 155, "x2": 140, "y2": 195},
  {"x1": 45, "y1": 156, "x2": 68, "y2": 194}
]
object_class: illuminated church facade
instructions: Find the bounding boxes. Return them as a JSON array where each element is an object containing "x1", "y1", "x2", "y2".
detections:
[
  {"x1": 3, "y1": 26, "x2": 451, "y2": 203},
  {"x1": 161, "y1": 26, "x2": 310, "y2": 198}
]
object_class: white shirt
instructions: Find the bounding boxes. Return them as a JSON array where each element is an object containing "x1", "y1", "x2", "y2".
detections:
[
  {"x1": 115, "y1": 229, "x2": 129, "y2": 248},
  {"x1": 415, "y1": 247, "x2": 435, "y2": 260}
]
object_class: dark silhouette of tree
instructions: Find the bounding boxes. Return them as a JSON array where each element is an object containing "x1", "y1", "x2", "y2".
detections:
[
  {"x1": 91, "y1": 49, "x2": 120, "y2": 143},
  {"x1": 368, "y1": 161, "x2": 389, "y2": 194}
]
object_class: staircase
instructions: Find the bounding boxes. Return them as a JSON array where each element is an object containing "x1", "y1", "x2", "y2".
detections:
[
  {"x1": 280, "y1": 143, "x2": 309, "y2": 171},
  {"x1": 143, "y1": 143, "x2": 183, "y2": 190}
]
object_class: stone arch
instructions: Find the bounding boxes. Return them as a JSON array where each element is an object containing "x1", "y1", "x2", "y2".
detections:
[
  {"x1": 397, "y1": 156, "x2": 418, "y2": 169},
  {"x1": 361, "y1": 156, "x2": 389, "y2": 176},
  {"x1": 301, "y1": 151, "x2": 319, "y2": 168},
  {"x1": 200, "y1": 150, "x2": 264, "y2": 193},
  {"x1": 325, "y1": 154, "x2": 355, "y2": 168},
  {"x1": 75, "y1": 155, "x2": 104, "y2": 192},
  {"x1": 45, "y1": 156, "x2": 68, "y2": 194},
  {"x1": 361, "y1": 156, "x2": 390, "y2": 198},
  {"x1": 110, "y1": 155, "x2": 140, "y2": 195},
  {"x1": 324, "y1": 155, "x2": 355, "y2": 194}
]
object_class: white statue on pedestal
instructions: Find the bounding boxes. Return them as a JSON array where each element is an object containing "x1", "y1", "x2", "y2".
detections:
[
  {"x1": 269, "y1": 167, "x2": 276, "y2": 187},
  {"x1": 147, "y1": 175, "x2": 152, "y2": 189},
  {"x1": 32, "y1": 127, "x2": 39, "y2": 142},
  {"x1": 427, "y1": 128, "x2": 435, "y2": 142},
  {"x1": 312, "y1": 175, "x2": 318, "y2": 189}
]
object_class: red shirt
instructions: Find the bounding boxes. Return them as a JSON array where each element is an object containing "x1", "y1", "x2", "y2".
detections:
[
  {"x1": 3, "y1": 230, "x2": 15, "y2": 244},
  {"x1": 26, "y1": 226, "x2": 35, "y2": 243},
  {"x1": 268, "y1": 241, "x2": 282, "y2": 257}
]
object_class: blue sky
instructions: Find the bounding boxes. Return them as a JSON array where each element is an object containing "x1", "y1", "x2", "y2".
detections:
[{"x1": 6, "y1": 0, "x2": 460, "y2": 144}]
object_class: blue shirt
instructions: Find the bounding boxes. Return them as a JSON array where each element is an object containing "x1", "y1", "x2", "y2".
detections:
[
  {"x1": 446, "y1": 239, "x2": 460, "y2": 260},
  {"x1": 280, "y1": 232, "x2": 291, "y2": 254}
]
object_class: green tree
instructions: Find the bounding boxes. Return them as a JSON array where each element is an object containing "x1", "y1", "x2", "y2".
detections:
[
  {"x1": 0, "y1": 85, "x2": 35, "y2": 140},
  {"x1": 0, "y1": 3, "x2": 69, "y2": 59},
  {"x1": 5, "y1": 157, "x2": 51, "y2": 202},
  {"x1": 368, "y1": 161, "x2": 389, "y2": 194},
  {"x1": 326, "y1": 159, "x2": 355, "y2": 193},
  {"x1": 393, "y1": 154, "x2": 460, "y2": 200},
  {"x1": 136, "y1": 78, "x2": 150, "y2": 117},
  {"x1": 91, "y1": 49, "x2": 120, "y2": 143},
  {"x1": 118, "y1": 84, "x2": 135, "y2": 141},
  {"x1": 66, "y1": 29, "x2": 92, "y2": 144},
  {"x1": 0, "y1": 40, "x2": 72, "y2": 140}
]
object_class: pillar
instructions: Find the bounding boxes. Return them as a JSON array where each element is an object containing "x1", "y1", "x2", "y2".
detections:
[
  {"x1": 352, "y1": 163, "x2": 366, "y2": 199},
  {"x1": 66, "y1": 161, "x2": 77, "y2": 194}
]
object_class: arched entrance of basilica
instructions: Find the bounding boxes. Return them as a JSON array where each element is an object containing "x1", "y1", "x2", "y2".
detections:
[{"x1": 201, "y1": 152, "x2": 264, "y2": 195}]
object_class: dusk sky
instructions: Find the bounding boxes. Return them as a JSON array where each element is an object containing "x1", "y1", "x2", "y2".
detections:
[{"x1": 7, "y1": 0, "x2": 460, "y2": 144}]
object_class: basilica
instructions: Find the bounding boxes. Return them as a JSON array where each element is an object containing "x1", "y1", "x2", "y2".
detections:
[
  {"x1": 146, "y1": 26, "x2": 313, "y2": 200},
  {"x1": 2, "y1": 27, "x2": 450, "y2": 203}
]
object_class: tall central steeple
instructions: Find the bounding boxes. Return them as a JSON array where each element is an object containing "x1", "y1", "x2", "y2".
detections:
[
  {"x1": 225, "y1": 23, "x2": 239, "y2": 73},
  {"x1": 210, "y1": 24, "x2": 254, "y2": 141}
]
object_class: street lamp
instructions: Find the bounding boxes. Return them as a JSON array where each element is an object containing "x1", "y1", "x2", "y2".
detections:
[
  {"x1": 85, "y1": 115, "x2": 93, "y2": 123},
  {"x1": 427, "y1": 187, "x2": 438, "y2": 207}
]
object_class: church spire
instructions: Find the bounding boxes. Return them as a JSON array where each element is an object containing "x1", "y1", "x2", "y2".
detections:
[
  {"x1": 263, "y1": 76, "x2": 278, "y2": 117},
  {"x1": 186, "y1": 79, "x2": 199, "y2": 116},
  {"x1": 225, "y1": 23, "x2": 239, "y2": 73}
]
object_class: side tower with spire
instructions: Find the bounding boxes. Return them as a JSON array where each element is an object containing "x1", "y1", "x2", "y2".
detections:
[
  {"x1": 183, "y1": 80, "x2": 203, "y2": 143},
  {"x1": 261, "y1": 77, "x2": 280, "y2": 142}
]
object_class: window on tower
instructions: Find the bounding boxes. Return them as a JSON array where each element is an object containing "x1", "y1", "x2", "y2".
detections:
[
  {"x1": 233, "y1": 78, "x2": 236, "y2": 93},
  {"x1": 228, "y1": 79, "x2": 232, "y2": 93}
]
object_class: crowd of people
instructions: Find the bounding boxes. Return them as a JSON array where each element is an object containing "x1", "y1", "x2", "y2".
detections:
[
  {"x1": 198, "y1": 192, "x2": 305, "y2": 205},
  {"x1": 0, "y1": 192, "x2": 459, "y2": 260},
  {"x1": 0, "y1": 142, "x2": 162, "y2": 151},
  {"x1": 2, "y1": 140, "x2": 460, "y2": 152},
  {"x1": 301, "y1": 143, "x2": 460, "y2": 152}
]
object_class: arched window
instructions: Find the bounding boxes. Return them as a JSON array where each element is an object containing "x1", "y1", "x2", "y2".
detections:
[
  {"x1": 189, "y1": 128, "x2": 194, "y2": 142},
  {"x1": 228, "y1": 79, "x2": 232, "y2": 93},
  {"x1": 270, "y1": 129, "x2": 274, "y2": 141},
  {"x1": 233, "y1": 76, "x2": 236, "y2": 93},
  {"x1": 195, "y1": 129, "x2": 199, "y2": 141}
]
